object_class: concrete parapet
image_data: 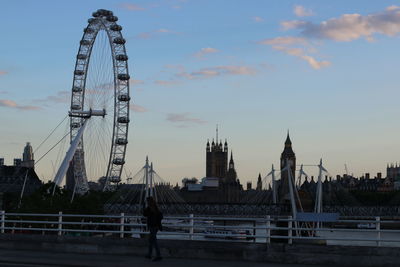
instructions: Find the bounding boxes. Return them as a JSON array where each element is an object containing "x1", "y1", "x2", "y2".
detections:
[{"x1": 0, "y1": 234, "x2": 399, "y2": 266}]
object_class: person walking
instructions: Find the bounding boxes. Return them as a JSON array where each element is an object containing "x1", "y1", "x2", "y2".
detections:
[{"x1": 143, "y1": 196, "x2": 163, "y2": 261}]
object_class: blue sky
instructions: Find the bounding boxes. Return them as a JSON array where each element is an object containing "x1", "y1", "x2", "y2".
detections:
[{"x1": 1, "y1": 0, "x2": 400, "y2": 185}]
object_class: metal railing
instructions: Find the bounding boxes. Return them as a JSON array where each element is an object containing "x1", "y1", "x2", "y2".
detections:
[{"x1": 1, "y1": 211, "x2": 400, "y2": 247}]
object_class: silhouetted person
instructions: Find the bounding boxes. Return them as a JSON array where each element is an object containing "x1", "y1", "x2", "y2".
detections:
[{"x1": 143, "y1": 196, "x2": 163, "y2": 261}]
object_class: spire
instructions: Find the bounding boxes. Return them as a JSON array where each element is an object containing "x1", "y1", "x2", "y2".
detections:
[
  {"x1": 229, "y1": 151, "x2": 235, "y2": 169},
  {"x1": 216, "y1": 124, "x2": 218, "y2": 144},
  {"x1": 285, "y1": 130, "x2": 292, "y2": 146}
]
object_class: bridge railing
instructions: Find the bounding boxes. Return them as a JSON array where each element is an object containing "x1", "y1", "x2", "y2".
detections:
[{"x1": 1, "y1": 211, "x2": 400, "y2": 247}]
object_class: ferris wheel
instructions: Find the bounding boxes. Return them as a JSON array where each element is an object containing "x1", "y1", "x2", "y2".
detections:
[{"x1": 55, "y1": 9, "x2": 131, "y2": 193}]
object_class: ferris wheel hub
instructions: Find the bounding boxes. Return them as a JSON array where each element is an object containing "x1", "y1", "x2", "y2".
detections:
[{"x1": 69, "y1": 109, "x2": 106, "y2": 118}]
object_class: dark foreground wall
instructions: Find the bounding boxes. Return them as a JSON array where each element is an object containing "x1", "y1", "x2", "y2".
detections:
[{"x1": 0, "y1": 234, "x2": 398, "y2": 266}]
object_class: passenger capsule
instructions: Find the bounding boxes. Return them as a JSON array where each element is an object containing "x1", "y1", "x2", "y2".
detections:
[
  {"x1": 72, "y1": 86, "x2": 82, "y2": 92},
  {"x1": 113, "y1": 38, "x2": 126, "y2": 45},
  {"x1": 80, "y1": 40, "x2": 91, "y2": 46},
  {"x1": 117, "y1": 117, "x2": 130, "y2": 123},
  {"x1": 97, "y1": 9, "x2": 107, "y2": 15},
  {"x1": 106, "y1": 16, "x2": 118, "y2": 22},
  {"x1": 77, "y1": 54, "x2": 87, "y2": 60},
  {"x1": 71, "y1": 104, "x2": 81, "y2": 110},
  {"x1": 88, "y1": 18, "x2": 97, "y2": 24},
  {"x1": 97, "y1": 9, "x2": 112, "y2": 16},
  {"x1": 118, "y1": 74, "x2": 130, "y2": 80},
  {"x1": 109, "y1": 176, "x2": 121, "y2": 183},
  {"x1": 74, "y1": 70, "x2": 84, "y2": 75},
  {"x1": 110, "y1": 25, "x2": 122, "y2": 31},
  {"x1": 116, "y1": 138, "x2": 128, "y2": 145},
  {"x1": 84, "y1": 27, "x2": 94, "y2": 34},
  {"x1": 118, "y1": 94, "x2": 130, "y2": 101},
  {"x1": 116, "y1": 54, "x2": 128, "y2": 61},
  {"x1": 113, "y1": 158, "x2": 125, "y2": 165}
]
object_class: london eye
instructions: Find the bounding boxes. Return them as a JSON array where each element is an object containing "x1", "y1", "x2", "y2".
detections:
[{"x1": 54, "y1": 9, "x2": 131, "y2": 193}]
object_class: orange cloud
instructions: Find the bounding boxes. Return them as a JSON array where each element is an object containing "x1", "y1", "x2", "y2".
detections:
[
  {"x1": 294, "y1": 5, "x2": 314, "y2": 17},
  {"x1": 154, "y1": 80, "x2": 180, "y2": 86},
  {"x1": 177, "y1": 65, "x2": 256, "y2": 79},
  {"x1": 194, "y1": 47, "x2": 219, "y2": 58},
  {"x1": 130, "y1": 104, "x2": 148, "y2": 113},
  {"x1": 0, "y1": 99, "x2": 41, "y2": 110},
  {"x1": 166, "y1": 113, "x2": 206, "y2": 127},
  {"x1": 120, "y1": 3, "x2": 145, "y2": 11},
  {"x1": 284, "y1": 6, "x2": 400, "y2": 42}
]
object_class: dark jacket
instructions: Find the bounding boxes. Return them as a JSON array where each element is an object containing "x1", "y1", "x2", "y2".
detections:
[{"x1": 143, "y1": 207, "x2": 163, "y2": 230}]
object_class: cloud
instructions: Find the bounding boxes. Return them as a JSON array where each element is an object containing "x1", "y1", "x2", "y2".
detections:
[
  {"x1": 36, "y1": 91, "x2": 69, "y2": 104},
  {"x1": 258, "y1": 36, "x2": 307, "y2": 45},
  {"x1": 154, "y1": 80, "x2": 180, "y2": 86},
  {"x1": 284, "y1": 6, "x2": 400, "y2": 42},
  {"x1": 0, "y1": 71, "x2": 7, "y2": 76},
  {"x1": 253, "y1": 16, "x2": 264, "y2": 22},
  {"x1": 386, "y1": 5, "x2": 400, "y2": 11},
  {"x1": 0, "y1": 99, "x2": 41, "y2": 110},
  {"x1": 130, "y1": 79, "x2": 144, "y2": 86},
  {"x1": 194, "y1": 47, "x2": 219, "y2": 58},
  {"x1": 0, "y1": 91, "x2": 7, "y2": 94},
  {"x1": 273, "y1": 46, "x2": 330, "y2": 69},
  {"x1": 294, "y1": 5, "x2": 314, "y2": 17},
  {"x1": 120, "y1": 3, "x2": 145, "y2": 11},
  {"x1": 136, "y1": 28, "x2": 178, "y2": 39},
  {"x1": 281, "y1": 20, "x2": 308, "y2": 30},
  {"x1": 166, "y1": 113, "x2": 206, "y2": 126},
  {"x1": 156, "y1": 28, "x2": 171, "y2": 33},
  {"x1": 130, "y1": 104, "x2": 148, "y2": 112},
  {"x1": 258, "y1": 36, "x2": 330, "y2": 69},
  {"x1": 177, "y1": 65, "x2": 256, "y2": 79}
]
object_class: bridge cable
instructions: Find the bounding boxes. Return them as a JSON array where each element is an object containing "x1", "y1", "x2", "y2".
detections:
[
  {"x1": 34, "y1": 115, "x2": 68, "y2": 154},
  {"x1": 35, "y1": 131, "x2": 70, "y2": 166}
]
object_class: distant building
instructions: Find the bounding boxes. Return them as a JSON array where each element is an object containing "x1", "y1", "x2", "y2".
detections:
[
  {"x1": 256, "y1": 173, "x2": 262, "y2": 191},
  {"x1": 246, "y1": 181, "x2": 252, "y2": 190},
  {"x1": 279, "y1": 132, "x2": 296, "y2": 204},
  {"x1": 0, "y1": 143, "x2": 41, "y2": 195},
  {"x1": 206, "y1": 139, "x2": 228, "y2": 178},
  {"x1": 387, "y1": 163, "x2": 400, "y2": 189},
  {"x1": 180, "y1": 133, "x2": 243, "y2": 203},
  {"x1": 13, "y1": 159, "x2": 22, "y2": 167},
  {"x1": 21, "y1": 142, "x2": 34, "y2": 169},
  {"x1": 0, "y1": 166, "x2": 42, "y2": 194}
]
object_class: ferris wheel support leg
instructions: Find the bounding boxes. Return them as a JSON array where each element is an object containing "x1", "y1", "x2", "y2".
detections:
[{"x1": 52, "y1": 120, "x2": 88, "y2": 195}]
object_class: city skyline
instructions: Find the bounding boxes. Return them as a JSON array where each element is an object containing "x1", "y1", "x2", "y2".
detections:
[{"x1": 1, "y1": 0, "x2": 400, "y2": 185}]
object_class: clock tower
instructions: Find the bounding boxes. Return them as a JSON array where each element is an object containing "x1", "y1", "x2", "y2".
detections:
[{"x1": 279, "y1": 132, "x2": 296, "y2": 203}]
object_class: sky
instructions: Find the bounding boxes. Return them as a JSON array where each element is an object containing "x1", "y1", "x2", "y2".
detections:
[{"x1": 1, "y1": 0, "x2": 400, "y2": 186}]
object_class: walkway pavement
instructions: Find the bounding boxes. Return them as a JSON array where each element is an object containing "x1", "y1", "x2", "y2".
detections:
[{"x1": 0, "y1": 248, "x2": 324, "y2": 267}]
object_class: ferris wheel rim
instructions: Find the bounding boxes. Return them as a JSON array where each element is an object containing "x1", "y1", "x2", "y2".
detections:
[{"x1": 69, "y1": 9, "x2": 130, "y2": 192}]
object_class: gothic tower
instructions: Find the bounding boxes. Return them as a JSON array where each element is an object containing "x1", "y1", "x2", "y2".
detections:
[
  {"x1": 279, "y1": 132, "x2": 296, "y2": 203},
  {"x1": 226, "y1": 151, "x2": 237, "y2": 181},
  {"x1": 21, "y1": 142, "x2": 34, "y2": 169},
  {"x1": 206, "y1": 138, "x2": 228, "y2": 178}
]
